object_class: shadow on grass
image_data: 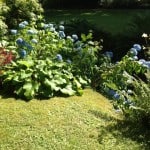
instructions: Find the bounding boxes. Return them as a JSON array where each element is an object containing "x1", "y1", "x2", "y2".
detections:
[
  {"x1": 89, "y1": 110, "x2": 150, "y2": 150},
  {"x1": 0, "y1": 86, "x2": 73, "y2": 101}
]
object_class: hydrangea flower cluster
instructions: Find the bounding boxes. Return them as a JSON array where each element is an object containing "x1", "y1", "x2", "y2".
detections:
[
  {"x1": 129, "y1": 44, "x2": 141, "y2": 58},
  {"x1": 19, "y1": 21, "x2": 28, "y2": 29},
  {"x1": 106, "y1": 87, "x2": 134, "y2": 110},
  {"x1": 10, "y1": 29, "x2": 17, "y2": 35},
  {"x1": 127, "y1": 43, "x2": 150, "y2": 69},
  {"x1": 56, "y1": 54, "x2": 63, "y2": 61},
  {"x1": 138, "y1": 59, "x2": 150, "y2": 69},
  {"x1": 8, "y1": 19, "x2": 100, "y2": 80}
]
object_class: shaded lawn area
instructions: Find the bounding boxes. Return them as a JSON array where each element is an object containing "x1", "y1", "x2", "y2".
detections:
[
  {"x1": 0, "y1": 89, "x2": 149, "y2": 150},
  {"x1": 45, "y1": 9, "x2": 150, "y2": 35}
]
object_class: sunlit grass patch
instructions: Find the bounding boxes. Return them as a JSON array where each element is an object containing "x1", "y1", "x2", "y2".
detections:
[{"x1": 0, "y1": 89, "x2": 148, "y2": 150}]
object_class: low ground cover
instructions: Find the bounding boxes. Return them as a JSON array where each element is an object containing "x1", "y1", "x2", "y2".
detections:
[{"x1": 0, "y1": 89, "x2": 149, "y2": 150}]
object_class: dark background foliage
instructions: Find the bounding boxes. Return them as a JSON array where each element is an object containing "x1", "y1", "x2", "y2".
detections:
[{"x1": 40, "y1": 0, "x2": 150, "y2": 9}]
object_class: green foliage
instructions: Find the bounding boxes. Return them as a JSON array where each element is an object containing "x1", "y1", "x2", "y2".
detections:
[
  {"x1": 0, "y1": 2, "x2": 8, "y2": 38},
  {"x1": 95, "y1": 42, "x2": 150, "y2": 127},
  {"x1": 2, "y1": 59, "x2": 86, "y2": 100},
  {"x1": 130, "y1": 78, "x2": 150, "y2": 127},
  {"x1": 0, "y1": 0, "x2": 43, "y2": 29},
  {"x1": 0, "y1": 20, "x2": 100, "y2": 100},
  {"x1": 0, "y1": 19, "x2": 7, "y2": 40}
]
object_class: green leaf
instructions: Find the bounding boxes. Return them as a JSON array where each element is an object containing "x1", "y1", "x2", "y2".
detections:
[
  {"x1": 44, "y1": 78, "x2": 60, "y2": 91},
  {"x1": 74, "y1": 79, "x2": 81, "y2": 88},
  {"x1": 60, "y1": 85, "x2": 75, "y2": 95},
  {"x1": 15, "y1": 87, "x2": 24, "y2": 96},
  {"x1": 78, "y1": 77, "x2": 88, "y2": 85},
  {"x1": 53, "y1": 76, "x2": 67, "y2": 85},
  {"x1": 23, "y1": 82, "x2": 35, "y2": 100},
  {"x1": 19, "y1": 70, "x2": 32, "y2": 79},
  {"x1": 17, "y1": 60, "x2": 34, "y2": 68}
]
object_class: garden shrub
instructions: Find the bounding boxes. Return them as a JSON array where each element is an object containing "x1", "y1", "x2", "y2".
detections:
[
  {"x1": 0, "y1": 20, "x2": 100, "y2": 100},
  {"x1": 0, "y1": 0, "x2": 43, "y2": 29},
  {"x1": 2, "y1": 59, "x2": 86, "y2": 99},
  {"x1": 63, "y1": 19, "x2": 117, "y2": 60},
  {"x1": 98, "y1": 40, "x2": 150, "y2": 127},
  {"x1": 131, "y1": 78, "x2": 150, "y2": 127},
  {"x1": 0, "y1": 19, "x2": 8, "y2": 40},
  {"x1": 0, "y1": 3, "x2": 8, "y2": 39}
]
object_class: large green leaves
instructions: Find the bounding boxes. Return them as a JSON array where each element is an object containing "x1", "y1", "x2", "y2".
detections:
[
  {"x1": 1, "y1": 59, "x2": 88, "y2": 100},
  {"x1": 60, "y1": 84, "x2": 76, "y2": 96}
]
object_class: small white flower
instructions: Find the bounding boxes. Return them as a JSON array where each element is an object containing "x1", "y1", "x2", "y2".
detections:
[{"x1": 142, "y1": 33, "x2": 148, "y2": 38}]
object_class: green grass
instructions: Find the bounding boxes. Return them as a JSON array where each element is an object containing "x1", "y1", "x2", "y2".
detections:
[
  {"x1": 45, "y1": 9, "x2": 150, "y2": 35},
  {"x1": 0, "y1": 89, "x2": 149, "y2": 150}
]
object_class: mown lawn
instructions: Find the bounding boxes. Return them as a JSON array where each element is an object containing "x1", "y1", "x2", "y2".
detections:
[
  {"x1": 0, "y1": 89, "x2": 149, "y2": 150},
  {"x1": 45, "y1": 9, "x2": 150, "y2": 35}
]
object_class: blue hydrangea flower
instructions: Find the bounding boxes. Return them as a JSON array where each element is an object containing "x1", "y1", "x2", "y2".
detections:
[
  {"x1": 19, "y1": 23, "x2": 25, "y2": 29},
  {"x1": 145, "y1": 61, "x2": 150, "y2": 69},
  {"x1": 59, "y1": 25, "x2": 65, "y2": 31},
  {"x1": 130, "y1": 48, "x2": 138, "y2": 56},
  {"x1": 142, "y1": 61, "x2": 150, "y2": 69},
  {"x1": 56, "y1": 54, "x2": 63, "y2": 61},
  {"x1": 16, "y1": 38, "x2": 28, "y2": 47},
  {"x1": 27, "y1": 29, "x2": 36, "y2": 35},
  {"x1": 67, "y1": 36, "x2": 73, "y2": 42},
  {"x1": 124, "y1": 99, "x2": 132, "y2": 105},
  {"x1": 108, "y1": 89, "x2": 116, "y2": 96},
  {"x1": 133, "y1": 56, "x2": 138, "y2": 60},
  {"x1": 44, "y1": 23, "x2": 53, "y2": 29},
  {"x1": 43, "y1": 24, "x2": 49, "y2": 29},
  {"x1": 48, "y1": 23, "x2": 53, "y2": 28},
  {"x1": 133, "y1": 44, "x2": 142, "y2": 52},
  {"x1": 31, "y1": 39, "x2": 38, "y2": 44},
  {"x1": 59, "y1": 31, "x2": 66, "y2": 38},
  {"x1": 22, "y1": 21, "x2": 28, "y2": 26},
  {"x1": 26, "y1": 44, "x2": 33, "y2": 50},
  {"x1": 105, "y1": 51, "x2": 113, "y2": 58},
  {"x1": 50, "y1": 27, "x2": 55, "y2": 32},
  {"x1": 72, "y1": 34, "x2": 78, "y2": 41},
  {"x1": 139, "y1": 59, "x2": 146, "y2": 64},
  {"x1": 113, "y1": 93, "x2": 120, "y2": 100},
  {"x1": 16, "y1": 38, "x2": 24, "y2": 45},
  {"x1": 10, "y1": 29, "x2": 17, "y2": 35},
  {"x1": 20, "y1": 49, "x2": 27, "y2": 58},
  {"x1": 19, "y1": 21, "x2": 28, "y2": 29}
]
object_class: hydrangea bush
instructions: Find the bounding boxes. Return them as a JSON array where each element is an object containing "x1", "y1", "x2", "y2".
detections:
[
  {"x1": 0, "y1": 0, "x2": 43, "y2": 29},
  {"x1": 99, "y1": 39, "x2": 150, "y2": 126},
  {"x1": 0, "y1": 20, "x2": 101, "y2": 100}
]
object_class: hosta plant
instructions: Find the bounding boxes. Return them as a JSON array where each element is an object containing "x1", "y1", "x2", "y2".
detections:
[{"x1": 2, "y1": 58, "x2": 87, "y2": 100}]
